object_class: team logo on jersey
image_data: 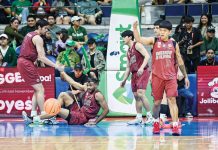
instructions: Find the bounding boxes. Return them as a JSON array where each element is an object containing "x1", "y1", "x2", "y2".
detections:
[
  {"x1": 168, "y1": 44, "x2": 172, "y2": 48},
  {"x1": 157, "y1": 42, "x2": 161, "y2": 48}
]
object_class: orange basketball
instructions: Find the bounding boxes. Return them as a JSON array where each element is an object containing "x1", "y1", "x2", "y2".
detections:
[{"x1": 44, "y1": 98, "x2": 61, "y2": 116}]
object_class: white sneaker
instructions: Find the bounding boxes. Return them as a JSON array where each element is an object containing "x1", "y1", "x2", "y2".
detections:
[
  {"x1": 144, "y1": 116, "x2": 154, "y2": 125},
  {"x1": 127, "y1": 118, "x2": 143, "y2": 125},
  {"x1": 186, "y1": 112, "x2": 193, "y2": 118},
  {"x1": 22, "y1": 111, "x2": 33, "y2": 125}
]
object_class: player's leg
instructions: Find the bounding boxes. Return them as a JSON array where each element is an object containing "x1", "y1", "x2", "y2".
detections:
[
  {"x1": 31, "y1": 83, "x2": 45, "y2": 115},
  {"x1": 165, "y1": 79, "x2": 180, "y2": 135},
  {"x1": 58, "y1": 92, "x2": 75, "y2": 108},
  {"x1": 31, "y1": 93, "x2": 37, "y2": 117},
  {"x1": 151, "y1": 75, "x2": 165, "y2": 134},
  {"x1": 127, "y1": 92, "x2": 143, "y2": 125},
  {"x1": 137, "y1": 89, "x2": 153, "y2": 124}
]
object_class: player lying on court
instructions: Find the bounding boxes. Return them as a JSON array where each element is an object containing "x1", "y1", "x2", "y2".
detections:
[{"x1": 23, "y1": 72, "x2": 109, "y2": 125}]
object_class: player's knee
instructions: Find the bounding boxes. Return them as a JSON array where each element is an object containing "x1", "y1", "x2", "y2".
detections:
[
  {"x1": 59, "y1": 92, "x2": 67, "y2": 99},
  {"x1": 168, "y1": 97, "x2": 177, "y2": 105},
  {"x1": 136, "y1": 90, "x2": 144, "y2": 98}
]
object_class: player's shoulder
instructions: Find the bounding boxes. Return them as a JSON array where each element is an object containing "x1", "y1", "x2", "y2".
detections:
[{"x1": 95, "y1": 90, "x2": 104, "y2": 100}]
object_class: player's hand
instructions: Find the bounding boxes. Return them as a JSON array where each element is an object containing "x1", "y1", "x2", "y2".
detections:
[
  {"x1": 133, "y1": 21, "x2": 138, "y2": 30},
  {"x1": 120, "y1": 80, "x2": 126, "y2": 87},
  {"x1": 184, "y1": 77, "x2": 190, "y2": 89},
  {"x1": 137, "y1": 67, "x2": 143, "y2": 77},
  {"x1": 84, "y1": 121, "x2": 96, "y2": 126}
]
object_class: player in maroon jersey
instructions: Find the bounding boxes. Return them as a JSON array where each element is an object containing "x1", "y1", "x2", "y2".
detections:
[
  {"x1": 133, "y1": 20, "x2": 190, "y2": 136},
  {"x1": 58, "y1": 73, "x2": 109, "y2": 125},
  {"x1": 120, "y1": 30, "x2": 153, "y2": 125},
  {"x1": 17, "y1": 19, "x2": 64, "y2": 123}
]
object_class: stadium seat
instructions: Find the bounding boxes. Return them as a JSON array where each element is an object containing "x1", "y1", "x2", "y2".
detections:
[
  {"x1": 55, "y1": 77, "x2": 69, "y2": 98},
  {"x1": 165, "y1": 5, "x2": 185, "y2": 16},
  {"x1": 211, "y1": 3, "x2": 218, "y2": 15},
  {"x1": 15, "y1": 46, "x2": 21, "y2": 57},
  {"x1": 100, "y1": 6, "x2": 112, "y2": 17},
  {"x1": 46, "y1": 55, "x2": 56, "y2": 63},
  {"x1": 187, "y1": 4, "x2": 202, "y2": 16}
]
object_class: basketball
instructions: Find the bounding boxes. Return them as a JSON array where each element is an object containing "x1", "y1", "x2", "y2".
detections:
[{"x1": 44, "y1": 98, "x2": 61, "y2": 116}]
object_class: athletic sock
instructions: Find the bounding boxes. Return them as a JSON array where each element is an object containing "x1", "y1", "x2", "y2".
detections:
[
  {"x1": 31, "y1": 111, "x2": 37, "y2": 117},
  {"x1": 136, "y1": 113, "x2": 142, "y2": 119}
]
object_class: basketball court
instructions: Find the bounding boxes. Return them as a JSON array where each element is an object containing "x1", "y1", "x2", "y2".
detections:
[{"x1": 0, "y1": 117, "x2": 218, "y2": 150}]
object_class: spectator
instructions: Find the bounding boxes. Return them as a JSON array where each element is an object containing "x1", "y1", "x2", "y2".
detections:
[
  {"x1": 81, "y1": 38, "x2": 105, "y2": 79},
  {"x1": 47, "y1": 14, "x2": 62, "y2": 44},
  {"x1": 19, "y1": 15, "x2": 37, "y2": 37},
  {"x1": 178, "y1": 15, "x2": 203, "y2": 73},
  {"x1": 201, "y1": 26, "x2": 218, "y2": 57},
  {"x1": 11, "y1": 0, "x2": 32, "y2": 24},
  {"x1": 199, "y1": 49, "x2": 218, "y2": 66},
  {"x1": 50, "y1": 0, "x2": 75, "y2": 24},
  {"x1": 197, "y1": 13, "x2": 213, "y2": 38},
  {"x1": 68, "y1": 16, "x2": 88, "y2": 46},
  {"x1": 0, "y1": 34, "x2": 17, "y2": 67},
  {"x1": 177, "y1": 68, "x2": 194, "y2": 118},
  {"x1": 0, "y1": 0, "x2": 11, "y2": 24},
  {"x1": 43, "y1": 31, "x2": 54, "y2": 56},
  {"x1": 172, "y1": 16, "x2": 186, "y2": 42},
  {"x1": 55, "y1": 28, "x2": 69, "y2": 55},
  {"x1": 77, "y1": 0, "x2": 103, "y2": 25},
  {"x1": 56, "y1": 39, "x2": 80, "y2": 68},
  {"x1": 4, "y1": 17, "x2": 24, "y2": 50},
  {"x1": 32, "y1": 0, "x2": 51, "y2": 19}
]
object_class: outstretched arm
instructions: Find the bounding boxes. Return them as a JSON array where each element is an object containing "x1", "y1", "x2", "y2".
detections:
[
  {"x1": 34, "y1": 35, "x2": 64, "y2": 71},
  {"x1": 175, "y1": 43, "x2": 190, "y2": 88},
  {"x1": 132, "y1": 21, "x2": 154, "y2": 46},
  {"x1": 60, "y1": 72, "x2": 87, "y2": 91}
]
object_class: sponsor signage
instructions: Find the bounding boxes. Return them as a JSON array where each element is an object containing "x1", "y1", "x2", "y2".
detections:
[
  {"x1": 198, "y1": 66, "x2": 218, "y2": 116},
  {"x1": 0, "y1": 67, "x2": 55, "y2": 117}
]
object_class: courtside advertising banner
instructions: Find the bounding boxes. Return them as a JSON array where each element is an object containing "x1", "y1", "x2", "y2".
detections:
[
  {"x1": 105, "y1": 0, "x2": 153, "y2": 116},
  {"x1": 198, "y1": 66, "x2": 218, "y2": 116},
  {"x1": 0, "y1": 67, "x2": 55, "y2": 117}
]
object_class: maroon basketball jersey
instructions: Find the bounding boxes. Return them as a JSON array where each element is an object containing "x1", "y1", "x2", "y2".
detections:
[
  {"x1": 19, "y1": 32, "x2": 38, "y2": 62},
  {"x1": 127, "y1": 42, "x2": 147, "y2": 73},
  {"x1": 152, "y1": 38, "x2": 177, "y2": 80},
  {"x1": 80, "y1": 90, "x2": 101, "y2": 119}
]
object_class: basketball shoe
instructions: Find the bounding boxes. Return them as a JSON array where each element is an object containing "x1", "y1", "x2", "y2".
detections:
[
  {"x1": 22, "y1": 111, "x2": 33, "y2": 125},
  {"x1": 153, "y1": 121, "x2": 160, "y2": 134},
  {"x1": 127, "y1": 117, "x2": 143, "y2": 125}
]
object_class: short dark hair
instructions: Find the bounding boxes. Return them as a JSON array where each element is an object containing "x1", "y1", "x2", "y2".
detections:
[
  {"x1": 47, "y1": 14, "x2": 56, "y2": 20},
  {"x1": 184, "y1": 15, "x2": 195, "y2": 23},
  {"x1": 121, "y1": 30, "x2": 134, "y2": 40},
  {"x1": 27, "y1": 15, "x2": 36, "y2": 20},
  {"x1": 206, "y1": 49, "x2": 215, "y2": 53},
  {"x1": 87, "y1": 77, "x2": 99, "y2": 84},
  {"x1": 87, "y1": 38, "x2": 96, "y2": 45},
  {"x1": 153, "y1": 20, "x2": 163, "y2": 26},
  {"x1": 36, "y1": 19, "x2": 49, "y2": 28},
  {"x1": 159, "y1": 20, "x2": 172, "y2": 30}
]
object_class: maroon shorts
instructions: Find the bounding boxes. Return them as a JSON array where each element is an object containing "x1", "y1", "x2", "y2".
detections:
[
  {"x1": 17, "y1": 57, "x2": 41, "y2": 85},
  {"x1": 66, "y1": 102, "x2": 88, "y2": 125},
  {"x1": 151, "y1": 74, "x2": 178, "y2": 101},
  {"x1": 131, "y1": 68, "x2": 150, "y2": 92}
]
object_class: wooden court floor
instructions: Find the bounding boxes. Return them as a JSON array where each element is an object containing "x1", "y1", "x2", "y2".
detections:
[{"x1": 0, "y1": 117, "x2": 218, "y2": 150}]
